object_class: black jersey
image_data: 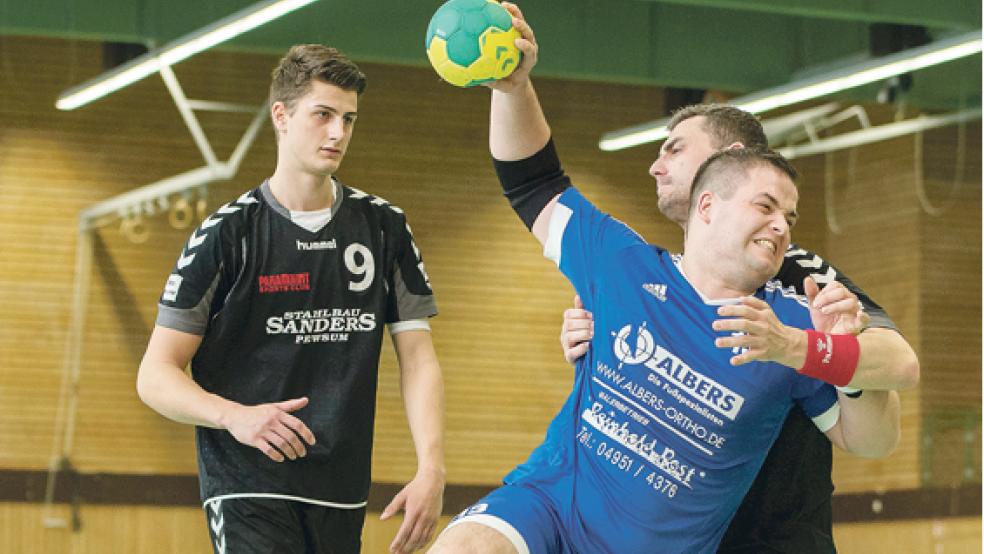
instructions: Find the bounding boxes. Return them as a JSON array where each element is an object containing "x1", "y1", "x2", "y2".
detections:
[
  {"x1": 718, "y1": 245, "x2": 896, "y2": 553},
  {"x1": 156, "y1": 179, "x2": 437, "y2": 507}
]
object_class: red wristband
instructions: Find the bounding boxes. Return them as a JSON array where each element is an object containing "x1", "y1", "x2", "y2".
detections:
[{"x1": 798, "y1": 330, "x2": 860, "y2": 387}]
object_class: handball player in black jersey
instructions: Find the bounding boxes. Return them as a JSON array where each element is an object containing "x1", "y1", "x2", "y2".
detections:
[{"x1": 137, "y1": 45, "x2": 445, "y2": 554}]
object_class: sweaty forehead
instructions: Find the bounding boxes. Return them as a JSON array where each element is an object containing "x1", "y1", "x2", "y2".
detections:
[{"x1": 745, "y1": 165, "x2": 797, "y2": 204}]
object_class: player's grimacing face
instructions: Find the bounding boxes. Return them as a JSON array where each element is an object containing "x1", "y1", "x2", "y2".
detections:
[
  {"x1": 713, "y1": 166, "x2": 798, "y2": 281},
  {"x1": 649, "y1": 116, "x2": 719, "y2": 225},
  {"x1": 278, "y1": 80, "x2": 358, "y2": 176}
]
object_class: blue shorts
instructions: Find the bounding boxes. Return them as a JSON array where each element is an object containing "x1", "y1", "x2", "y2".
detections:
[{"x1": 444, "y1": 484, "x2": 575, "y2": 554}]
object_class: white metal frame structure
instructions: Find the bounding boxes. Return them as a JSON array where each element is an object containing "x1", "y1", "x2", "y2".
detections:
[{"x1": 43, "y1": 68, "x2": 268, "y2": 532}]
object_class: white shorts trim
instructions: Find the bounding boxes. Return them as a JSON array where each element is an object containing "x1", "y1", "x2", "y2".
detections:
[
  {"x1": 444, "y1": 513, "x2": 530, "y2": 554},
  {"x1": 202, "y1": 493, "x2": 367, "y2": 510}
]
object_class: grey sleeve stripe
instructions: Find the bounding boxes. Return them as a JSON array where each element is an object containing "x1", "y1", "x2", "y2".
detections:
[
  {"x1": 392, "y1": 265, "x2": 438, "y2": 321},
  {"x1": 156, "y1": 271, "x2": 223, "y2": 335}
]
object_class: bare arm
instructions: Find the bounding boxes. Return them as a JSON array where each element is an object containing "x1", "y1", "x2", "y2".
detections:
[
  {"x1": 713, "y1": 284, "x2": 902, "y2": 458},
  {"x1": 136, "y1": 325, "x2": 315, "y2": 462},
  {"x1": 824, "y1": 390, "x2": 901, "y2": 457},
  {"x1": 849, "y1": 328, "x2": 919, "y2": 390},
  {"x1": 716, "y1": 279, "x2": 919, "y2": 387},
  {"x1": 380, "y1": 329, "x2": 446, "y2": 553},
  {"x1": 488, "y1": 2, "x2": 559, "y2": 246},
  {"x1": 136, "y1": 325, "x2": 226, "y2": 427},
  {"x1": 488, "y1": 3, "x2": 549, "y2": 161}
]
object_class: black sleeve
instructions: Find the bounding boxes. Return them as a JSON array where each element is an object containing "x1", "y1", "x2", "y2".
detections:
[
  {"x1": 385, "y1": 211, "x2": 438, "y2": 324},
  {"x1": 156, "y1": 211, "x2": 236, "y2": 335},
  {"x1": 778, "y1": 245, "x2": 897, "y2": 331},
  {"x1": 491, "y1": 138, "x2": 571, "y2": 229}
]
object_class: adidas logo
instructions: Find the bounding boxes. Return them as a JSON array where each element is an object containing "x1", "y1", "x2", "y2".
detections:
[{"x1": 642, "y1": 283, "x2": 668, "y2": 302}]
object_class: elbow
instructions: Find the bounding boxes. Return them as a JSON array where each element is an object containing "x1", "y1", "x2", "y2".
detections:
[
  {"x1": 901, "y1": 354, "x2": 920, "y2": 390},
  {"x1": 889, "y1": 332, "x2": 921, "y2": 390},
  {"x1": 135, "y1": 360, "x2": 155, "y2": 407},
  {"x1": 892, "y1": 348, "x2": 920, "y2": 390},
  {"x1": 845, "y1": 426, "x2": 899, "y2": 459},
  {"x1": 856, "y1": 427, "x2": 900, "y2": 459}
]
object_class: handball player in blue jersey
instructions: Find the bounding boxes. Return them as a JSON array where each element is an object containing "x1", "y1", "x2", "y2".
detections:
[
  {"x1": 429, "y1": 4, "x2": 909, "y2": 554},
  {"x1": 558, "y1": 103, "x2": 920, "y2": 553}
]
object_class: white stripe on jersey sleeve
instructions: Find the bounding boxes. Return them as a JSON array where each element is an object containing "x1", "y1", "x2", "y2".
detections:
[
  {"x1": 811, "y1": 403, "x2": 841, "y2": 433},
  {"x1": 388, "y1": 319, "x2": 431, "y2": 335},
  {"x1": 543, "y1": 203, "x2": 573, "y2": 267}
]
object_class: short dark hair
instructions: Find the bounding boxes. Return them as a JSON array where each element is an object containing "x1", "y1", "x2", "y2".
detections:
[
  {"x1": 269, "y1": 44, "x2": 367, "y2": 112},
  {"x1": 668, "y1": 104, "x2": 768, "y2": 150},
  {"x1": 689, "y1": 147, "x2": 798, "y2": 214}
]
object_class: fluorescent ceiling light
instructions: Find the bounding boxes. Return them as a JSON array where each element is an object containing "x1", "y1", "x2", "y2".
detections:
[
  {"x1": 599, "y1": 30, "x2": 982, "y2": 151},
  {"x1": 56, "y1": 0, "x2": 319, "y2": 111}
]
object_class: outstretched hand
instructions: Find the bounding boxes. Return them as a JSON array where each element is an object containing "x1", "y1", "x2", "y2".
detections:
[
  {"x1": 485, "y1": 2, "x2": 538, "y2": 92},
  {"x1": 381, "y1": 468, "x2": 445, "y2": 553},
  {"x1": 221, "y1": 397, "x2": 316, "y2": 462},
  {"x1": 803, "y1": 276, "x2": 869, "y2": 335},
  {"x1": 713, "y1": 296, "x2": 806, "y2": 368}
]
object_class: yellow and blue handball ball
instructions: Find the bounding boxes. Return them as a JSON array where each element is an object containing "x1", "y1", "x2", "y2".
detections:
[{"x1": 425, "y1": 0, "x2": 522, "y2": 87}]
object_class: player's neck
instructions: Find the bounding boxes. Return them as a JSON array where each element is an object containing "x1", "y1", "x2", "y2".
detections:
[
  {"x1": 268, "y1": 168, "x2": 334, "y2": 212},
  {"x1": 679, "y1": 250, "x2": 756, "y2": 300}
]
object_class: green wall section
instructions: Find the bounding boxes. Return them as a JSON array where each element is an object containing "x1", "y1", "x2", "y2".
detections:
[{"x1": 0, "y1": 0, "x2": 979, "y2": 109}]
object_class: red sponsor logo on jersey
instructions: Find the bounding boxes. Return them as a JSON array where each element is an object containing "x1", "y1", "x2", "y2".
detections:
[{"x1": 258, "y1": 272, "x2": 310, "y2": 293}]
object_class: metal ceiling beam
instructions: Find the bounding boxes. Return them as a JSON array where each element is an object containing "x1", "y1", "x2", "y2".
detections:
[{"x1": 640, "y1": 0, "x2": 980, "y2": 30}]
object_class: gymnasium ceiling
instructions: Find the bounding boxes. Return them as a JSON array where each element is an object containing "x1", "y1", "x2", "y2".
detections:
[{"x1": 2, "y1": 0, "x2": 981, "y2": 112}]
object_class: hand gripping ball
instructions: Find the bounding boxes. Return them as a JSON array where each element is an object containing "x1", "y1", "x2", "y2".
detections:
[{"x1": 425, "y1": 0, "x2": 522, "y2": 87}]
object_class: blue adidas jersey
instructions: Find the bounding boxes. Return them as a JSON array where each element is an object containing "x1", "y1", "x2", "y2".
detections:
[{"x1": 505, "y1": 188, "x2": 839, "y2": 553}]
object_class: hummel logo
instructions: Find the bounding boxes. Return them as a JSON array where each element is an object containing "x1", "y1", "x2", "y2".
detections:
[
  {"x1": 297, "y1": 239, "x2": 336, "y2": 251},
  {"x1": 817, "y1": 334, "x2": 833, "y2": 364},
  {"x1": 642, "y1": 283, "x2": 668, "y2": 302}
]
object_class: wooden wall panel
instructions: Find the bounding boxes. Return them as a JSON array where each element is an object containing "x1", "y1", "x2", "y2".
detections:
[
  {"x1": 796, "y1": 138, "x2": 926, "y2": 492},
  {"x1": 917, "y1": 123, "x2": 982, "y2": 487},
  {"x1": 919, "y1": 124, "x2": 982, "y2": 411},
  {"x1": 833, "y1": 517, "x2": 982, "y2": 554}
]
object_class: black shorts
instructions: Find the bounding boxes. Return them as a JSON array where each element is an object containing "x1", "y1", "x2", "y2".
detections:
[{"x1": 204, "y1": 497, "x2": 366, "y2": 554}]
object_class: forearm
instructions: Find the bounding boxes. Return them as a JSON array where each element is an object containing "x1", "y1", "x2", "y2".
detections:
[
  {"x1": 490, "y1": 81, "x2": 550, "y2": 161},
  {"x1": 832, "y1": 390, "x2": 901, "y2": 458},
  {"x1": 395, "y1": 332, "x2": 446, "y2": 474},
  {"x1": 136, "y1": 360, "x2": 234, "y2": 429},
  {"x1": 403, "y1": 368, "x2": 445, "y2": 475},
  {"x1": 780, "y1": 327, "x2": 919, "y2": 391},
  {"x1": 847, "y1": 328, "x2": 920, "y2": 390}
]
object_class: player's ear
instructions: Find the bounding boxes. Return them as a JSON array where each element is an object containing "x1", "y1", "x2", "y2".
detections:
[
  {"x1": 725, "y1": 141, "x2": 744, "y2": 151},
  {"x1": 695, "y1": 190, "x2": 715, "y2": 224},
  {"x1": 270, "y1": 101, "x2": 288, "y2": 133}
]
